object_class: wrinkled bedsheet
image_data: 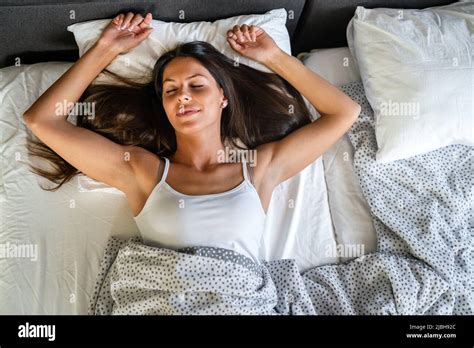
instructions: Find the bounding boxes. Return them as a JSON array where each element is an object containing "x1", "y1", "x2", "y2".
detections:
[
  {"x1": 342, "y1": 82, "x2": 473, "y2": 314},
  {"x1": 89, "y1": 237, "x2": 450, "y2": 315}
]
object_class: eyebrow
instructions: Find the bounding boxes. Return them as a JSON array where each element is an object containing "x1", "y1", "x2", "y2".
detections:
[{"x1": 163, "y1": 74, "x2": 207, "y2": 84}]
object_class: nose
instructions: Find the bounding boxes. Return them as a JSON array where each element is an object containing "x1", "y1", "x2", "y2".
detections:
[{"x1": 177, "y1": 92, "x2": 191, "y2": 104}]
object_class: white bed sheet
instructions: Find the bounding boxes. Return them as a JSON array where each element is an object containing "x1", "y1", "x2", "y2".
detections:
[
  {"x1": 0, "y1": 48, "x2": 376, "y2": 314},
  {"x1": 298, "y1": 47, "x2": 377, "y2": 261}
]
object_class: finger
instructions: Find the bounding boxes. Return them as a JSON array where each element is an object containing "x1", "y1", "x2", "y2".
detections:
[
  {"x1": 139, "y1": 13, "x2": 153, "y2": 29},
  {"x1": 227, "y1": 30, "x2": 240, "y2": 45},
  {"x1": 238, "y1": 26, "x2": 250, "y2": 43},
  {"x1": 254, "y1": 26, "x2": 264, "y2": 38},
  {"x1": 227, "y1": 30, "x2": 237, "y2": 40},
  {"x1": 241, "y1": 24, "x2": 252, "y2": 42},
  {"x1": 121, "y1": 12, "x2": 134, "y2": 30},
  {"x1": 128, "y1": 14, "x2": 144, "y2": 31},
  {"x1": 249, "y1": 25, "x2": 257, "y2": 42},
  {"x1": 115, "y1": 14, "x2": 125, "y2": 30},
  {"x1": 227, "y1": 37, "x2": 243, "y2": 51},
  {"x1": 135, "y1": 27, "x2": 154, "y2": 41},
  {"x1": 232, "y1": 25, "x2": 245, "y2": 43},
  {"x1": 112, "y1": 16, "x2": 120, "y2": 30}
]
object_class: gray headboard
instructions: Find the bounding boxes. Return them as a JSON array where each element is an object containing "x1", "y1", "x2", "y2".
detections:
[
  {"x1": 0, "y1": 0, "x2": 456, "y2": 68},
  {"x1": 292, "y1": 0, "x2": 455, "y2": 53}
]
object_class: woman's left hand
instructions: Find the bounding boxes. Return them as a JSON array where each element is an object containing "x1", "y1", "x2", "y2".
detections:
[{"x1": 226, "y1": 25, "x2": 282, "y2": 65}]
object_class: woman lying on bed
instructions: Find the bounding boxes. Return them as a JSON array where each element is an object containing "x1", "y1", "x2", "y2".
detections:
[{"x1": 23, "y1": 12, "x2": 360, "y2": 264}]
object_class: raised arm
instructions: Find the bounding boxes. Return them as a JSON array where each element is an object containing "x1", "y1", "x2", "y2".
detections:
[
  {"x1": 258, "y1": 50, "x2": 361, "y2": 184},
  {"x1": 23, "y1": 13, "x2": 154, "y2": 192},
  {"x1": 227, "y1": 25, "x2": 361, "y2": 186}
]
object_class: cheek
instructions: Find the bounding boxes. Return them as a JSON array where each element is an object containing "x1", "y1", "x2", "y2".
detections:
[
  {"x1": 203, "y1": 90, "x2": 224, "y2": 110},
  {"x1": 161, "y1": 99, "x2": 177, "y2": 125},
  {"x1": 162, "y1": 96, "x2": 179, "y2": 112}
]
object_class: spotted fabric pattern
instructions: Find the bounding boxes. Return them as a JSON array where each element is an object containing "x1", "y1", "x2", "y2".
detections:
[
  {"x1": 89, "y1": 237, "x2": 450, "y2": 315},
  {"x1": 178, "y1": 246, "x2": 261, "y2": 276},
  {"x1": 89, "y1": 237, "x2": 279, "y2": 315},
  {"x1": 341, "y1": 81, "x2": 473, "y2": 314}
]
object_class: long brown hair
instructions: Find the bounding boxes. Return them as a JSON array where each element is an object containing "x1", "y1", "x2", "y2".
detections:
[{"x1": 27, "y1": 41, "x2": 311, "y2": 191}]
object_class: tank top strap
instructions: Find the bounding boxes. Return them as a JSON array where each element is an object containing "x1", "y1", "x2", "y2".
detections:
[
  {"x1": 241, "y1": 158, "x2": 249, "y2": 180},
  {"x1": 159, "y1": 156, "x2": 170, "y2": 184},
  {"x1": 242, "y1": 158, "x2": 254, "y2": 185}
]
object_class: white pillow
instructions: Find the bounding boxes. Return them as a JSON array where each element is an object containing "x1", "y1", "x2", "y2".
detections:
[
  {"x1": 67, "y1": 8, "x2": 291, "y2": 81},
  {"x1": 297, "y1": 47, "x2": 361, "y2": 87},
  {"x1": 347, "y1": 2, "x2": 474, "y2": 163}
]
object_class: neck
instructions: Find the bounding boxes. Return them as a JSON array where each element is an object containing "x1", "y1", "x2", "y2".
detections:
[{"x1": 171, "y1": 129, "x2": 225, "y2": 171}]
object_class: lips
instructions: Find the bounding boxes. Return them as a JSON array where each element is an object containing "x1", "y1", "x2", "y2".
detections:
[{"x1": 176, "y1": 107, "x2": 201, "y2": 117}]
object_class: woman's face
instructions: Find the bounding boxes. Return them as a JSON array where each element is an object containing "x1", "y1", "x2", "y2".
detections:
[{"x1": 161, "y1": 56, "x2": 228, "y2": 135}]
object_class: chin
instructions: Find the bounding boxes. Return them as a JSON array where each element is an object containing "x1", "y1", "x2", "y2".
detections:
[
  {"x1": 174, "y1": 121, "x2": 209, "y2": 135},
  {"x1": 173, "y1": 115, "x2": 219, "y2": 135}
]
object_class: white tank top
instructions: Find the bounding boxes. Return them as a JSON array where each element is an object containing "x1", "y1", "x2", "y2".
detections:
[{"x1": 133, "y1": 157, "x2": 266, "y2": 264}]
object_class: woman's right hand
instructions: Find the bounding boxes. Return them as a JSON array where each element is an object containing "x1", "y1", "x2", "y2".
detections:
[{"x1": 97, "y1": 12, "x2": 154, "y2": 55}]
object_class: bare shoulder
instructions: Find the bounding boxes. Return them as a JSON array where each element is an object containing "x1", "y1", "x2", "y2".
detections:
[{"x1": 126, "y1": 145, "x2": 160, "y2": 167}]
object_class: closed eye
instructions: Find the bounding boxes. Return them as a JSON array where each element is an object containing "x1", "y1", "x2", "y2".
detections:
[{"x1": 166, "y1": 85, "x2": 204, "y2": 94}]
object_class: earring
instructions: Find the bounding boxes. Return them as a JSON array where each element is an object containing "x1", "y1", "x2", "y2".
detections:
[{"x1": 221, "y1": 101, "x2": 228, "y2": 108}]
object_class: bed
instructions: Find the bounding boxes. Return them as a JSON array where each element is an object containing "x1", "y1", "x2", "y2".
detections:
[{"x1": 0, "y1": 0, "x2": 471, "y2": 315}]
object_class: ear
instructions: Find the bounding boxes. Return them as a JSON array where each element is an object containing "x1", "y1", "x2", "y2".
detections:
[{"x1": 220, "y1": 87, "x2": 228, "y2": 105}]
